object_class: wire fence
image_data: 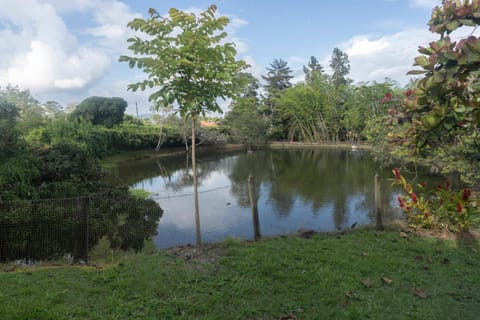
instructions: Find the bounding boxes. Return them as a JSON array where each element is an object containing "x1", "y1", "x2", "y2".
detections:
[{"x1": 0, "y1": 196, "x2": 162, "y2": 264}]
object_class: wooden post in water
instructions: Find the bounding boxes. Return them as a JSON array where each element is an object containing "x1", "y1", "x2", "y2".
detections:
[
  {"x1": 374, "y1": 174, "x2": 384, "y2": 231},
  {"x1": 248, "y1": 175, "x2": 261, "y2": 240}
]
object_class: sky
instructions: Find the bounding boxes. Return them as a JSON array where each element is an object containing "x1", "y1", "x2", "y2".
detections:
[{"x1": 0, "y1": 0, "x2": 446, "y2": 115}]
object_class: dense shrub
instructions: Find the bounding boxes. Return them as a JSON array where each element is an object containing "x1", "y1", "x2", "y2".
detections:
[
  {"x1": 0, "y1": 196, "x2": 163, "y2": 262},
  {"x1": 27, "y1": 120, "x2": 185, "y2": 158}
]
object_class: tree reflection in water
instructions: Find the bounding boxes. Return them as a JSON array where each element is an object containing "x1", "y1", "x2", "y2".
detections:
[{"x1": 113, "y1": 148, "x2": 436, "y2": 248}]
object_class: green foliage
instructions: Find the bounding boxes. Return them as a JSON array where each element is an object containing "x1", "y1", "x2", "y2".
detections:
[
  {"x1": 223, "y1": 72, "x2": 267, "y2": 147},
  {"x1": 392, "y1": 168, "x2": 479, "y2": 231},
  {"x1": 275, "y1": 83, "x2": 329, "y2": 142},
  {"x1": 0, "y1": 196, "x2": 163, "y2": 262},
  {"x1": 120, "y1": 5, "x2": 247, "y2": 118},
  {"x1": 121, "y1": 5, "x2": 248, "y2": 246},
  {"x1": 388, "y1": 0, "x2": 480, "y2": 186},
  {"x1": 1, "y1": 231, "x2": 479, "y2": 319},
  {"x1": 263, "y1": 57, "x2": 399, "y2": 144},
  {"x1": 0, "y1": 98, "x2": 20, "y2": 159},
  {"x1": 130, "y1": 189, "x2": 151, "y2": 199},
  {"x1": 262, "y1": 59, "x2": 294, "y2": 95},
  {"x1": 42, "y1": 100, "x2": 64, "y2": 118},
  {"x1": 303, "y1": 56, "x2": 324, "y2": 86},
  {"x1": 225, "y1": 105, "x2": 268, "y2": 148},
  {"x1": 0, "y1": 153, "x2": 40, "y2": 201},
  {"x1": 70, "y1": 96, "x2": 127, "y2": 128},
  {"x1": 34, "y1": 142, "x2": 105, "y2": 198},
  {"x1": 27, "y1": 119, "x2": 184, "y2": 158},
  {"x1": 329, "y1": 47, "x2": 351, "y2": 87},
  {"x1": 261, "y1": 59, "x2": 295, "y2": 140},
  {"x1": 0, "y1": 85, "x2": 46, "y2": 134},
  {"x1": 0, "y1": 138, "x2": 164, "y2": 260}
]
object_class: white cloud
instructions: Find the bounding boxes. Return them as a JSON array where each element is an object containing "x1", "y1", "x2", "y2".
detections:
[
  {"x1": 0, "y1": 0, "x2": 111, "y2": 95},
  {"x1": 231, "y1": 37, "x2": 248, "y2": 55},
  {"x1": 85, "y1": 1, "x2": 141, "y2": 49},
  {"x1": 87, "y1": 24, "x2": 124, "y2": 39},
  {"x1": 243, "y1": 55, "x2": 264, "y2": 80},
  {"x1": 331, "y1": 28, "x2": 438, "y2": 85},
  {"x1": 0, "y1": 1, "x2": 251, "y2": 112},
  {"x1": 37, "y1": 0, "x2": 94, "y2": 12},
  {"x1": 346, "y1": 36, "x2": 390, "y2": 56},
  {"x1": 409, "y1": 0, "x2": 440, "y2": 8},
  {"x1": 230, "y1": 17, "x2": 248, "y2": 28}
]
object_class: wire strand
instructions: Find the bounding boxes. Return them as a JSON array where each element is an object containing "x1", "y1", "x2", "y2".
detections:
[{"x1": 149, "y1": 185, "x2": 231, "y2": 200}]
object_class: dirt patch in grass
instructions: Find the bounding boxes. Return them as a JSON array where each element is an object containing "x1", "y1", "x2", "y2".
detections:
[{"x1": 370, "y1": 219, "x2": 480, "y2": 245}]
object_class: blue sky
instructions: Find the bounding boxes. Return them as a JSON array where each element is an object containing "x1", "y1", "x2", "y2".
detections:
[{"x1": 0, "y1": 0, "x2": 442, "y2": 115}]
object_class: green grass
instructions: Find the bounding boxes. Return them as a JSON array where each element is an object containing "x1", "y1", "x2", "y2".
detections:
[
  {"x1": 1, "y1": 230, "x2": 479, "y2": 319},
  {"x1": 129, "y1": 188, "x2": 151, "y2": 199}
]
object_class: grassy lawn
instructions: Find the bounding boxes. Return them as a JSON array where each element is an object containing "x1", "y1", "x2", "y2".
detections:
[{"x1": 1, "y1": 229, "x2": 479, "y2": 319}]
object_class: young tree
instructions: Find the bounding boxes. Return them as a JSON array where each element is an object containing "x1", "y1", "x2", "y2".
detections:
[{"x1": 120, "y1": 5, "x2": 247, "y2": 245}]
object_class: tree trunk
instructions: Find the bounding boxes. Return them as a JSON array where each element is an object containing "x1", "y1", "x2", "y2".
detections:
[
  {"x1": 191, "y1": 115, "x2": 202, "y2": 246},
  {"x1": 183, "y1": 120, "x2": 190, "y2": 153}
]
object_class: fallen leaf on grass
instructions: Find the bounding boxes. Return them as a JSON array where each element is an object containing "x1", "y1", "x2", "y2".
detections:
[
  {"x1": 413, "y1": 287, "x2": 428, "y2": 298},
  {"x1": 399, "y1": 232, "x2": 409, "y2": 238},
  {"x1": 381, "y1": 277, "x2": 393, "y2": 285},
  {"x1": 361, "y1": 278, "x2": 373, "y2": 288},
  {"x1": 278, "y1": 314, "x2": 296, "y2": 320},
  {"x1": 427, "y1": 258, "x2": 433, "y2": 264},
  {"x1": 345, "y1": 291, "x2": 354, "y2": 298}
]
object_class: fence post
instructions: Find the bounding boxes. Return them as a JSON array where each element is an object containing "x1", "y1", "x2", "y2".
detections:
[
  {"x1": 74, "y1": 197, "x2": 89, "y2": 264},
  {"x1": 375, "y1": 174, "x2": 384, "y2": 231},
  {"x1": 248, "y1": 175, "x2": 261, "y2": 240}
]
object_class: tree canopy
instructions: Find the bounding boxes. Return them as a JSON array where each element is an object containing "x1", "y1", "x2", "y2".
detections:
[
  {"x1": 262, "y1": 59, "x2": 294, "y2": 96},
  {"x1": 329, "y1": 47, "x2": 351, "y2": 87},
  {"x1": 0, "y1": 98, "x2": 20, "y2": 160},
  {"x1": 70, "y1": 96, "x2": 127, "y2": 128},
  {"x1": 119, "y1": 5, "x2": 247, "y2": 117}
]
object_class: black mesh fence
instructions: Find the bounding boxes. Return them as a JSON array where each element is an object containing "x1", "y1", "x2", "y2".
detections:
[{"x1": 0, "y1": 196, "x2": 162, "y2": 264}]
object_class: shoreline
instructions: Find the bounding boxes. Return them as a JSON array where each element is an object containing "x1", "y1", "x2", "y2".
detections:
[{"x1": 101, "y1": 142, "x2": 374, "y2": 167}]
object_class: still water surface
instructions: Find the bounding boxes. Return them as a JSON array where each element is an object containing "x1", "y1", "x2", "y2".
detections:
[{"x1": 113, "y1": 148, "x2": 421, "y2": 248}]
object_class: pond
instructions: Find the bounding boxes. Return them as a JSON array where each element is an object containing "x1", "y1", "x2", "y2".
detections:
[{"x1": 111, "y1": 148, "x2": 430, "y2": 248}]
